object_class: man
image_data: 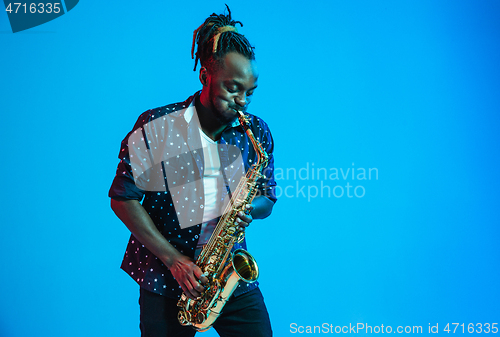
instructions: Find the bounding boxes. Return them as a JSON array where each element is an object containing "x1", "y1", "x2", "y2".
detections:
[{"x1": 109, "y1": 6, "x2": 277, "y2": 337}]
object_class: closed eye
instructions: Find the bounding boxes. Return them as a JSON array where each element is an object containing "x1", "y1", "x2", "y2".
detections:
[
  {"x1": 226, "y1": 85, "x2": 238, "y2": 93},
  {"x1": 225, "y1": 81, "x2": 257, "y2": 96}
]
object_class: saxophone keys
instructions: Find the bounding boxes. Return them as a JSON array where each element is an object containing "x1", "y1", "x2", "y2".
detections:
[
  {"x1": 236, "y1": 231, "x2": 245, "y2": 243},
  {"x1": 178, "y1": 311, "x2": 191, "y2": 326},
  {"x1": 195, "y1": 311, "x2": 207, "y2": 324}
]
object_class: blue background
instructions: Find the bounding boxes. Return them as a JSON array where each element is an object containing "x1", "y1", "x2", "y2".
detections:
[{"x1": 1, "y1": 1, "x2": 499, "y2": 336}]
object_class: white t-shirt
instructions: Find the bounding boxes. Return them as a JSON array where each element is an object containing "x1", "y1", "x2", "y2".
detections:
[{"x1": 198, "y1": 128, "x2": 222, "y2": 222}]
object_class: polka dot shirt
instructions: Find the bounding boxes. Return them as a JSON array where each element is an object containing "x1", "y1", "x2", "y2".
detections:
[{"x1": 109, "y1": 92, "x2": 277, "y2": 299}]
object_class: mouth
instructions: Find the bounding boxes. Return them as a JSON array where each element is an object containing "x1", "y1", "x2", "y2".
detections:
[{"x1": 229, "y1": 106, "x2": 245, "y2": 114}]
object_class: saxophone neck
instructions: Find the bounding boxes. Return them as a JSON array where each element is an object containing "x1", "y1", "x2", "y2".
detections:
[
  {"x1": 254, "y1": 148, "x2": 269, "y2": 170},
  {"x1": 237, "y1": 111, "x2": 269, "y2": 169}
]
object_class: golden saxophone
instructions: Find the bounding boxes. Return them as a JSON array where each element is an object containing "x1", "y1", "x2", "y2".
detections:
[{"x1": 177, "y1": 110, "x2": 269, "y2": 332}]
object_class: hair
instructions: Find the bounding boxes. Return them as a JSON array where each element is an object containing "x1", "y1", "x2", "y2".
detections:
[{"x1": 191, "y1": 5, "x2": 255, "y2": 72}]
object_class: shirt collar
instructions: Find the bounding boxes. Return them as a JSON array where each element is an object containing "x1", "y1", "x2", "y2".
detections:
[{"x1": 183, "y1": 98, "x2": 196, "y2": 124}]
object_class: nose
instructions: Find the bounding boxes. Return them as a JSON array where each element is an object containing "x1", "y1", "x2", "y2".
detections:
[{"x1": 235, "y1": 95, "x2": 247, "y2": 108}]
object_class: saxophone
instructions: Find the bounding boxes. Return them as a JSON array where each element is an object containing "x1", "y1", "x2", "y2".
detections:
[{"x1": 177, "y1": 110, "x2": 269, "y2": 332}]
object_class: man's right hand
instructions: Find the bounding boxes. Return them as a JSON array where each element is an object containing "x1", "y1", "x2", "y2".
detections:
[
  {"x1": 111, "y1": 199, "x2": 209, "y2": 300},
  {"x1": 168, "y1": 254, "x2": 209, "y2": 300}
]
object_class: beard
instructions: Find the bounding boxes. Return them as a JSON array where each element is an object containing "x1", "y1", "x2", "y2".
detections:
[
  {"x1": 208, "y1": 92, "x2": 241, "y2": 125},
  {"x1": 210, "y1": 102, "x2": 234, "y2": 125}
]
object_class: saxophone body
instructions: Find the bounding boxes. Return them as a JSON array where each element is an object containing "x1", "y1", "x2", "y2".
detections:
[{"x1": 177, "y1": 111, "x2": 269, "y2": 332}]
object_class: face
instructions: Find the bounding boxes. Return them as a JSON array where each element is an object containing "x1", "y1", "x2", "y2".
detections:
[{"x1": 200, "y1": 52, "x2": 259, "y2": 124}]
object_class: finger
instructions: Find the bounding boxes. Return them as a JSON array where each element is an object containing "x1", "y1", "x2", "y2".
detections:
[
  {"x1": 236, "y1": 217, "x2": 249, "y2": 228},
  {"x1": 187, "y1": 285, "x2": 203, "y2": 300},
  {"x1": 183, "y1": 282, "x2": 202, "y2": 300},
  {"x1": 194, "y1": 283, "x2": 204, "y2": 294},
  {"x1": 237, "y1": 211, "x2": 252, "y2": 224},
  {"x1": 245, "y1": 203, "x2": 254, "y2": 214},
  {"x1": 190, "y1": 276, "x2": 205, "y2": 294},
  {"x1": 194, "y1": 270, "x2": 209, "y2": 285},
  {"x1": 235, "y1": 218, "x2": 248, "y2": 232},
  {"x1": 200, "y1": 271, "x2": 209, "y2": 284},
  {"x1": 184, "y1": 272, "x2": 204, "y2": 297},
  {"x1": 199, "y1": 275, "x2": 209, "y2": 286}
]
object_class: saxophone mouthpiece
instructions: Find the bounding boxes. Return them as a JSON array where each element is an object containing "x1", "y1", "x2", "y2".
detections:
[{"x1": 236, "y1": 109, "x2": 248, "y2": 126}]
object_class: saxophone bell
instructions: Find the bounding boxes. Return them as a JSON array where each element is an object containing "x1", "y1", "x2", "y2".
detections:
[{"x1": 177, "y1": 249, "x2": 259, "y2": 331}]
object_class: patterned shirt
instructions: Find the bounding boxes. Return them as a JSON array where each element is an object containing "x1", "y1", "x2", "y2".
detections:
[{"x1": 109, "y1": 92, "x2": 277, "y2": 299}]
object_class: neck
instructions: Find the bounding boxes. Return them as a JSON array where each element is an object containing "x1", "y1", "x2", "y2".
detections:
[{"x1": 195, "y1": 94, "x2": 227, "y2": 141}]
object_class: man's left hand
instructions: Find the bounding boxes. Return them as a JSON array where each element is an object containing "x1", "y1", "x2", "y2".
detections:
[{"x1": 236, "y1": 204, "x2": 253, "y2": 231}]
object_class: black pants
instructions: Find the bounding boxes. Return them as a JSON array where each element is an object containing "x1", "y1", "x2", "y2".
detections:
[{"x1": 139, "y1": 287, "x2": 273, "y2": 337}]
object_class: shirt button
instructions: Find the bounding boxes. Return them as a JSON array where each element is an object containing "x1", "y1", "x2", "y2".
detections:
[{"x1": 200, "y1": 205, "x2": 204, "y2": 209}]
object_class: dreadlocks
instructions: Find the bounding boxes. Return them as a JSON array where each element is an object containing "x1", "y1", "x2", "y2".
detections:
[{"x1": 191, "y1": 5, "x2": 255, "y2": 72}]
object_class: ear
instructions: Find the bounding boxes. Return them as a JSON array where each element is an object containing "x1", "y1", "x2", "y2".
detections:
[{"x1": 199, "y1": 67, "x2": 209, "y2": 86}]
